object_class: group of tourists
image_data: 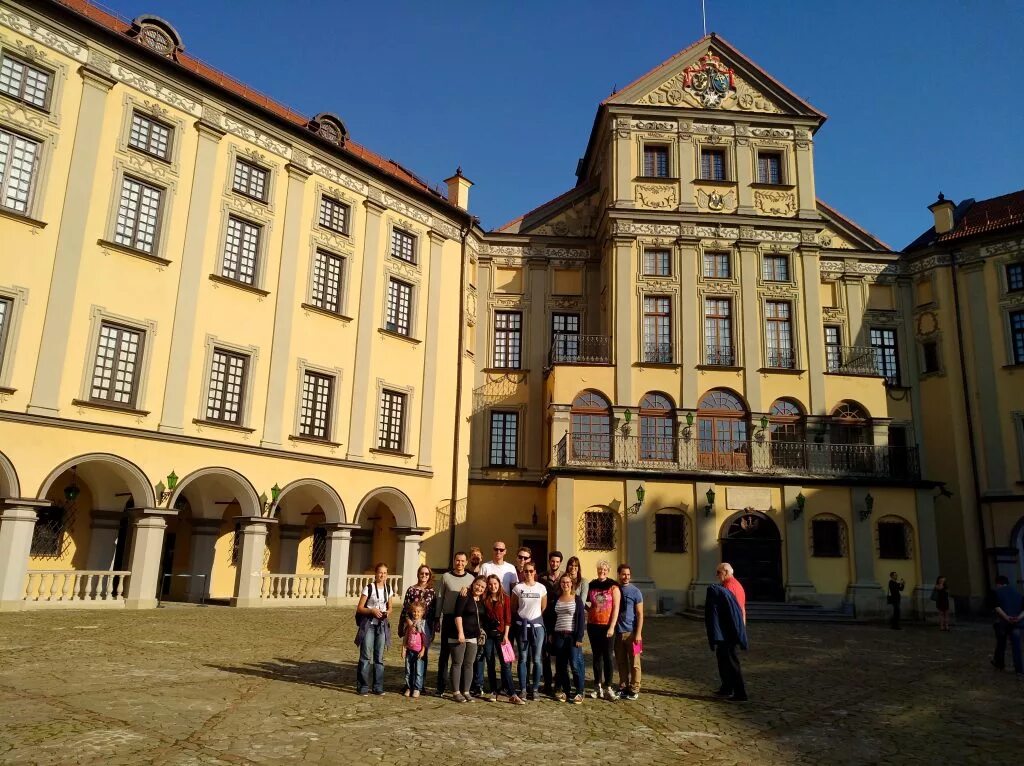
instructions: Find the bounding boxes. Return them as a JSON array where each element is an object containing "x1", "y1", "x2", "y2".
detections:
[{"x1": 354, "y1": 543, "x2": 646, "y2": 703}]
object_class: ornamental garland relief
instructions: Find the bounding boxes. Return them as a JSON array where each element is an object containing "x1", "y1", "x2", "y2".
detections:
[
  {"x1": 636, "y1": 184, "x2": 678, "y2": 209},
  {"x1": 916, "y1": 311, "x2": 939, "y2": 337}
]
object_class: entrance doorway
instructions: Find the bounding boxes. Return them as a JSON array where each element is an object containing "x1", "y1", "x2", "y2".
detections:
[
  {"x1": 521, "y1": 537, "x2": 548, "y2": 571},
  {"x1": 721, "y1": 513, "x2": 783, "y2": 602}
]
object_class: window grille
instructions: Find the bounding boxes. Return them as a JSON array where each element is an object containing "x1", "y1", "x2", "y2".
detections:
[
  {"x1": 0, "y1": 54, "x2": 51, "y2": 109},
  {"x1": 222, "y1": 216, "x2": 261, "y2": 285},
  {"x1": 319, "y1": 196, "x2": 349, "y2": 234},
  {"x1": 128, "y1": 111, "x2": 172, "y2": 159},
  {"x1": 299, "y1": 371, "x2": 333, "y2": 440},
  {"x1": 0, "y1": 127, "x2": 40, "y2": 214},
  {"x1": 311, "y1": 250, "x2": 344, "y2": 314},
  {"x1": 378, "y1": 389, "x2": 406, "y2": 451},
  {"x1": 114, "y1": 176, "x2": 163, "y2": 253},
  {"x1": 391, "y1": 228, "x2": 416, "y2": 263},
  {"x1": 385, "y1": 278, "x2": 413, "y2": 335},
  {"x1": 206, "y1": 349, "x2": 248, "y2": 423},
  {"x1": 232, "y1": 158, "x2": 268, "y2": 201},
  {"x1": 90, "y1": 322, "x2": 144, "y2": 406},
  {"x1": 581, "y1": 510, "x2": 615, "y2": 550}
]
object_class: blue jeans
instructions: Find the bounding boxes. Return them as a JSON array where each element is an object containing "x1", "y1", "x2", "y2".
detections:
[
  {"x1": 993, "y1": 622, "x2": 1023, "y2": 673},
  {"x1": 405, "y1": 648, "x2": 427, "y2": 692},
  {"x1": 482, "y1": 633, "x2": 515, "y2": 696},
  {"x1": 357, "y1": 622, "x2": 386, "y2": 694},
  {"x1": 552, "y1": 632, "x2": 585, "y2": 697},
  {"x1": 516, "y1": 622, "x2": 545, "y2": 696}
]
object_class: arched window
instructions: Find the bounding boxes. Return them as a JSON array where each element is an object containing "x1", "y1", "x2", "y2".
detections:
[
  {"x1": 571, "y1": 391, "x2": 611, "y2": 461},
  {"x1": 876, "y1": 516, "x2": 914, "y2": 560},
  {"x1": 640, "y1": 392, "x2": 675, "y2": 461},
  {"x1": 809, "y1": 513, "x2": 847, "y2": 557},
  {"x1": 830, "y1": 401, "x2": 873, "y2": 473},
  {"x1": 769, "y1": 398, "x2": 807, "y2": 470},
  {"x1": 697, "y1": 389, "x2": 750, "y2": 470}
]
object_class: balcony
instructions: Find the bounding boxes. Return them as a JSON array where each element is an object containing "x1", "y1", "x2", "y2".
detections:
[
  {"x1": 552, "y1": 434, "x2": 920, "y2": 481},
  {"x1": 826, "y1": 345, "x2": 882, "y2": 377},
  {"x1": 704, "y1": 344, "x2": 736, "y2": 366},
  {"x1": 764, "y1": 347, "x2": 796, "y2": 370},
  {"x1": 549, "y1": 334, "x2": 611, "y2": 365},
  {"x1": 642, "y1": 342, "x2": 673, "y2": 364}
]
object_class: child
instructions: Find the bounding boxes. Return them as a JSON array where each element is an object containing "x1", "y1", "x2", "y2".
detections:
[{"x1": 403, "y1": 601, "x2": 429, "y2": 698}]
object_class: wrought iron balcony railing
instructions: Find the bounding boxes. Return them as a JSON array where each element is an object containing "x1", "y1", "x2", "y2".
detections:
[
  {"x1": 826, "y1": 345, "x2": 882, "y2": 377},
  {"x1": 552, "y1": 434, "x2": 920, "y2": 481},
  {"x1": 549, "y1": 334, "x2": 612, "y2": 365},
  {"x1": 764, "y1": 347, "x2": 796, "y2": 369},
  {"x1": 704, "y1": 344, "x2": 736, "y2": 366},
  {"x1": 642, "y1": 342, "x2": 674, "y2": 364}
]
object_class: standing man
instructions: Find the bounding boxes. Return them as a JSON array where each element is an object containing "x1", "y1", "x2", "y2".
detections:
[
  {"x1": 706, "y1": 564, "x2": 748, "y2": 702},
  {"x1": 614, "y1": 564, "x2": 644, "y2": 700},
  {"x1": 888, "y1": 571, "x2": 905, "y2": 630},
  {"x1": 717, "y1": 562, "x2": 746, "y2": 623},
  {"x1": 514, "y1": 546, "x2": 533, "y2": 582},
  {"x1": 538, "y1": 550, "x2": 564, "y2": 697},
  {"x1": 433, "y1": 551, "x2": 475, "y2": 696},
  {"x1": 511, "y1": 560, "x2": 547, "y2": 701},
  {"x1": 991, "y1": 575, "x2": 1024, "y2": 677},
  {"x1": 480, "y1": 540, "x2": 519, "y2": 594},
  {"x1": 467, "y1": 546, "x2": 484, "y2": 576}
]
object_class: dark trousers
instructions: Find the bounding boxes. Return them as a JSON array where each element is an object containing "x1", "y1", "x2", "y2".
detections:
[
  {"x1": 890, "y1": 599, "x2": 901, "y2": 629},
  {"x1": 482, "y1": 634, "x2": 515, "y2": 696},
  {"x1": 541, "y1": 631, "x2": 555, "y2": 692},
  {"x1": 435, "y1": 621, "x2": 453, "y2": 693},
  {"x1": 552, "y1": 632, "x2": 585, "y2": 697},
  {"x1": 587, "y1": 624, "x2": 613, "y2": 687},
  {"x1": 715, "y1": 642, "x2": 746, "y2": 698},
  {"x1": 993, "y1": 622, "x2": 1023, "y2": 673}
]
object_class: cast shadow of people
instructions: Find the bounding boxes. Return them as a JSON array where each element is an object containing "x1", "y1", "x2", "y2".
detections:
[{"x1": 208, "y1": 657, "x2": 362, "y2": 694}]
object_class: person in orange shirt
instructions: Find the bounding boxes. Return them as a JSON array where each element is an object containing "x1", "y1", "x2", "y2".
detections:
[{"x1": 716, "y1": 563, "x2": 746, "y2": 624}]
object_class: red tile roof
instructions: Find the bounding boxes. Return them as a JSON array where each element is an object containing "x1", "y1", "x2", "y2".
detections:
[
  {"x1": 52, "y1": 0, "x2": 445, "y2": 200},
  {"x1": 938, "y1": 189, "x2": 1024, "y2": 243}
]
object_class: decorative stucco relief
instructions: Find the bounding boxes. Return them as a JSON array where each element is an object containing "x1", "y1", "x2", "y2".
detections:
[
  {"x1": 0, "y1": 7, "x2": 88, "y2": 61},
  {"x1": 112, "y1": 64, "x2": 200, "y2": 116},
  {"x1": 636, "y1": 184, "x2": 678, "y2": 209}
]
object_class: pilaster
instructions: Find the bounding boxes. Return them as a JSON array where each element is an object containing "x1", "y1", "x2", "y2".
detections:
[
  {"x1": 395, "y1": 527, "x2": 428, "y2": 595},
  {"x1": 735, "y1": 125, "x2": 755, "y2": 215},
  {"x1": 678, "y1": 235, "x2": 700, "y2": 409},
  {"x1": 782, "y1": 485, "x2": 817, "y2": 603},
  {"x1": 847, "y1": 486, "x2": 885, "y2": 616},
  {"x1": 125, "y1": 508, "x2": 177, "y2": 609},
  {"x1": 689, "y1": 480, "x2": 718, "y2": 607},
  {"x1": 187, "y1": 519, "x2": 220, "y2": 602},
  {"x1": 843, "y1": 276, "x2": 866, "y2": 346},
  {"x1": 526, "y1": 261, "x2": 548, "y2": 467},
  {"x1": 794, "y1": 133, "x2": 818, "y2": 219},
  {"x1": 232, "y1": 517, "x2": 276, "y2": 608},
  {"x1": 799, "y1": 244, "x2": 826, "y2": 414},
  {"x1": 324, "y1": 523, "x2": 358, "y2": 605},
  {"x1": 613, "y1": 237, "x2": 633, "y2": 405},
  {"x1": 417, "y1": 231, "x2": 448, "y2": 470},
  {"x1": 737, "y1": 238, "x2": 762, "y2": 406},
  {"x1": 912, "y1": 488, "x2": 941, "y2": 619},
  {"x1": 677, "y1": 121, "x2": 697, "y2": 212},
  {"x1": 613, "y1": 119, "x2": 633, "y2": 207},
  {"x1": 554, "y1": 477, "x2": 574, "y2": 558}
]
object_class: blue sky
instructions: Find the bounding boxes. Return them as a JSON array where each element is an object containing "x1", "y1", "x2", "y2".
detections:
[{"x1": 97, "y1": 0, "x2": 1023, "y2": 248}]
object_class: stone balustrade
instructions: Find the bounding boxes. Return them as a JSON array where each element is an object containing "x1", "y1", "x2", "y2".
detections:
[
  {"x1": 345, "y1": 574, "x2": 402, "y2": 599},
  {"x1": 260, "y1": 573, "x2": 328, "y2": 601},
  {"x1": 24, "y1": 570, "x2": 131, "y2": 606}
]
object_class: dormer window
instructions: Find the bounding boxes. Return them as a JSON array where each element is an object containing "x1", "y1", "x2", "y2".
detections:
[
  {"x1": 308, "y1": 112, "x2": 348, "y2": 147},
  {"x1": 128, "y1": 16, "x2": 183, "y2": 59}
]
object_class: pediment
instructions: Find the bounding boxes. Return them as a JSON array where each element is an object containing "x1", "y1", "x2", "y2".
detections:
[
  {"x1": 817, "y1": 201, "x2": 892, "y2": 252},
  {"x1": 606, "y1": 36, "x2": 823, "y2": 120},
  {"x1": 500, "y1": 184, "x2": 601, "y2": 237}
]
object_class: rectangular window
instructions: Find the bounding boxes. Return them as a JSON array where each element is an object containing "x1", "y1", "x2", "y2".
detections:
[
  {"x1": 318, "y1": 195, "x2": 349, "y2": 234},
  {"x1": 551, "y1": 312, "x2": 580, "y2": 362},
  {"x1": 311, "y1": 527, "x2": 327, "y2": 568},
  {"x1": 765, "y1": 301, "x2": 794, "y2": 368},
  {"x1": 128, "y1": 111, "x2": 172, "y2": 160},
  {"x1": 221, "y1": 216, "x2": 261, "y2": 285},
  {"x1": 299, "y1": 371, "x2": 334, "y2": 440},
  {"x1": 0, "y1": 127, "x2": 40, "y2": 214},
  {"x1": 493, "y1": 310, "x2": 523, "y2": 369},
  {"x1": 699, "y1": 148, "x2": 726, "y2": 181},
  {"x1": 643, "y1": 248, "x2": 671, "y2": 276},
  {"x1": 922, "y1": 340, "x2": 940, "y2": 374},
  {"x1": 878, "y1": 521, "x2": 909, "y2": 559},
  {"x1": 870, "y1": 327, "x2": 900, "y2": 385},
  {"x1": 113, "y1": 176, "x2": 163, "y2": 254},
  {"x1": 1008, "y1": 263, "x2": 1024, "y2": 292},
  {"x1": 757, "y1": 152, "x2": 782, "y2": 185},
  {"x1": 654, "y1": 513, "x2": 686, "y2": 553},
  {"x1": 811, "y1": 519, "x2": 843, "y2": 557},
  {"x1": 489, "y1": 411, "x2": 518, "y2": 466},
  {"x1": 311, "y1": 250, "x2": 344, "y2": 314},
  {"x1": 0, "y1": 296, "x2": 11, "y2": 370},
  {"x1": 583, "y1": 511, "x2": 615, "y2": 550},
  {"x1": 378, "y1": 389, "x2": 407, "y2": 452},
  {"x1": 206, "y1": 349, "x2": 248, "y2": 424},
  {"x1": 231, "y1": 158, "x2": 268, "y2": 202},
  {"x1": 703, "y1": 251, "x2": 730, "y2": 279},
  {"x1": 824, "y1": 325, "x2": 842, "y2": 372},
  {"x1": 90, "y1": 322, "x2": 144, "y2": 407},
  {"x1": 704, "y1": 298, "x2": 733, "y2": 365},
  {"x1": 642, "y1": 145, "x2": 669, "y2": 177},
  {"x1": 643, "y1": 296, "x2": 672, "y2": 363},
  {"x1": 762, "y1": 254, "x2": 790, "y2": 282},
  {"x1": 385, "y1": 278, "x2": 413, "y2": 336},
  {"x1": 0, "y1": 54, "x2": 51, "y2": 109},
  {"x1": 1011, "y1": 311, "x2": 1024, "y2": 364},
  {"x1": 391, "y1": 228, "x2": 416, "y2": 263}
]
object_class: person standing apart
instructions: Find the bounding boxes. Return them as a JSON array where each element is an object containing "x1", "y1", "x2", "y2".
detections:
[
  {"x1": 991, "y1": 575, "x2": 1024, "y2": 677},
  {"x1": 551, "y1": 574, "x2": 586, "y2": 704},
  {"x1": 481, "y1": 574, "x2": 519, "y2": 703},
  {"x1": 539, "y1": 550, "x2": 564, "y2": 697},
  {"x1": 717, "y1": 563, "x2": 746, "y2": 623},
  {"x1": 511, "y1": 561, "x2": 547, "y2": 701},
  {"x1": 355, "y1": 563, "x2": 393, "y2": 696},
  {"x1": 397, "y1": 565, "x2": 435, "y2": 694},
  {"x1": 433, "y1": 552, "x2": 475, "y2": 696},
  {"x1": 614, "y1": 564, "x2": 644, "y2": 700},
  {"x1": 705, "y1": 579, "x2": 748, "y2": 702},
  {"x1": 888, "y1": 571, "x2": 905, "y2": 630},
  {"x1": 450, "y1": 576, "x2": 487, "y2": 702},
  {"x1": 586, "y1": 561, "x2": 621, "y2": 701},
  {"x1": 931, "y1": 576, "x2": 951, "y2": 631},
  {"x1": 480, "y1": 540, "x2": 519, "y2": 595},
  {"x1": 402, "y1": 601, "x2": 429, "y2": 698}
]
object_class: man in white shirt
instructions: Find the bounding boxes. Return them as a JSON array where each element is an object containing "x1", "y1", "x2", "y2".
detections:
[
  {"x1": 480, "y1": 540, "x2": 519, "y2": 594},
  {"x1": 511, "y1": 562, "x2": 548, "y2": 701}
]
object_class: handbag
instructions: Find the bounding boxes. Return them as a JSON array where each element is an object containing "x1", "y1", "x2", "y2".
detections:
[
  {"x1": 475, "y1": 601, "x2": 486, "y2": 645},
  {"x1": 407, "y1": 630, "x2": 423, "y2": 652},
  {"x1": 501, "y1": 639, "x2": 516, "y2": 663}
]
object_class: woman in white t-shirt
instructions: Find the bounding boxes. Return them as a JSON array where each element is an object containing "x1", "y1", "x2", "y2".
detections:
[
  {"x1": 511, "y1": 563, "x2": 548, "y2": 700},
  {"x1": 356, "y1": 563, "x2": 394, "y2": 695}
]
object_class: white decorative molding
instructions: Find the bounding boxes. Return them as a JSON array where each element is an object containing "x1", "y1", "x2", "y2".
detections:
[
  {"x1": 111, "y1": 63, "x2": 201, "y2": 116},
  {"x1": 0, "y1": 7, "x2": 88, "y2": 61},
  {"x1": 750, "y1": 127, "x2": 794, "y2": 139}
]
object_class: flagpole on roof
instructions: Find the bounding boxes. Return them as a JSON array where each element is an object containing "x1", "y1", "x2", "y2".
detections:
[{"x1": 702, "y1": 0, "x2": 708, "y2": 36}]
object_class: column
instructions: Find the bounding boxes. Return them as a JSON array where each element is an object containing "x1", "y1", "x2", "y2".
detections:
[
  {"x1": 346, "y1": 198, "x2": 387, "y2": 458},
  {"x1": 260, "y1": 158, "x2": 312, "y2": 447},
  {"x1": 678, "y1": 236, "x2": 700, "y2": 409},
  {"x1": 735, "y1": 128, "x2": 755, "y2": 215},
  {"x1": 324, "y1": 523, "x2": 358, "y2": 605},
  {"x1": 417, "y1": 231, "x2": 448, "y2": 470},
  {"x1": 848, "y1": 486, "x2": 884, "y2": 616},
  {"x1": 278, "y1": 524, "x2": 303, "y2": 574},
  {"x1": 912, "y1": 488, "x2": 941, "y2": 619},
  {"x1": 677, "y1": 121, "x2": 697, "y2": 212},
  {"x1": 613, "y1": 237, "x2": 633, "y2": 405},
  {"x1": 125, "y1": 508, "x2": 177, "y2": 610},
  {"x1": 232, "y1": 517, "x2": 276, "y2": 608},
  {"x1": 782, "y1": 485, "x2": 817, "y2": 603},
  {"x1": 395, "y1": 528, "x2": 427, "y2": 594},
  {"x1": 799, "y1": 243, "x2": 826, "y2": 414},
  {"x1": 737, "y1": 240, "x2": 762, "y2": 406},
  {"x1": 158, "y1": 112, "x2": 226, "y2": 433},
  {"x1": 0, "y1": 501, "x2": 49, "y2": 612},
  {"x1": 85, "y1": 510, "x2": 123, "y2": 571},
  {"x1": 843, "y1": 276, "x2": 866, "y2": 346},
  {"x1": 27, "y1": 53, "x2": 117, "y2": 416},
  {"x1": 526, "y1": 260, "x2": 548, "y2": 468},
  {"x1": 187, "y1": 519, "x2": 220, "y2": 602},
  {"x1": 689, "y1": 480, "x2": 719, "y2": 608},
  {"x1": 554, "y1": 477, "x2": 574, "y2": 558},
  {"x1": 794, "y1": 132, "x2": 818, "y2": 220}
]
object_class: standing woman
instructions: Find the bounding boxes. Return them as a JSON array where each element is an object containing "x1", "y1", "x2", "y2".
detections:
[
  {"x1": 480, "y1": 574, "x2": 518, "y2": 703},
  {"x1": 586, "y1": 560, "x2": 620, "y2": 701},
  {"x1": 552, "y1": 574, "x2": 586, "y2": 704},
  {"x1": 450, "y1": 576, "x2": 487, "y2": 702},
  {"x1": 398, "y1": 565, "x2": 436, "y2": 693},
  {"x1": 355, "y1": 562, "x2": 394, "y2": 696},
  {"x1": 566, "y1": 556, "x2": 589, "y2": 605},
  {"x1": 932, "y1": 575, "x2": 951, "y2": 631}
]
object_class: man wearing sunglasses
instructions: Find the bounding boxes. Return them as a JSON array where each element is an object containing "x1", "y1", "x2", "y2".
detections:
[
  {"x1": 514, "y1": 547, "x2": 532, "y2": 583},
  {"x1": 480, "y1": 541, "x2": 519, "y2": 595}
]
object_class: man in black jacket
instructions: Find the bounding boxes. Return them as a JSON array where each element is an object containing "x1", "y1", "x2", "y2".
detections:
[{"x1": 888, "y1": 571, "x2": 905, "y2": 629}]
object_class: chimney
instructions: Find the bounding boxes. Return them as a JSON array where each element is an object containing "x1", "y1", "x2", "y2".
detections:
[
  {"x1": 445, "y1": 167, "x2": 473, "y2": 211},
  {"x1": 928, "y1": 192, "x2": 956, "y2": 235}
]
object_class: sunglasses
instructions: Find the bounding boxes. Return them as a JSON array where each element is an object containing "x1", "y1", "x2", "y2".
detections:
[
  {"x1": 517, "y1": 555, "x2": 530, "y2": 560},
  {"x1": 494, "y1": 547, "x2": 506, "y2": 552},
  {"x1": 524, "y1": 569, "x2": 536, "y2": 573}
]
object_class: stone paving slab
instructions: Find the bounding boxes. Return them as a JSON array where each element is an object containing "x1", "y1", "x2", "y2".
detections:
[{"x1": 0, "y1": 606, "x2": 1019, "y2": 765}]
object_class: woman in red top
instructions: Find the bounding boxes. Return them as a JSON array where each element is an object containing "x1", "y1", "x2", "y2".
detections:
[{"x1": 481, "y1": 574, "x2": 519, "y2": 703}]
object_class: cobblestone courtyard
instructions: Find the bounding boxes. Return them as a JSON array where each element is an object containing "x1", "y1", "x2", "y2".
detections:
[{"x1": 0, "y1": 606, "x2": 1018, "y2": 765}]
